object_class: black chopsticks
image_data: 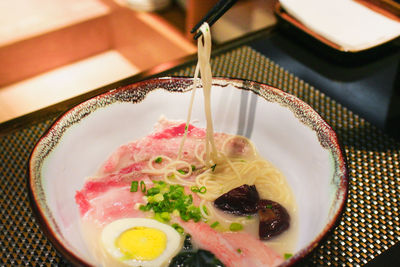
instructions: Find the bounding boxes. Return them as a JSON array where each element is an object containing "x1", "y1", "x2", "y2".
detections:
[{"x1": 191, "y1": 0, "x2": 238, "y2": 40}]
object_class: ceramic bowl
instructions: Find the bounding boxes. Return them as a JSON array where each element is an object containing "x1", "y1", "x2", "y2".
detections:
[{"x1": 28, "y1": 77, "x2": 347, "y2": 266}]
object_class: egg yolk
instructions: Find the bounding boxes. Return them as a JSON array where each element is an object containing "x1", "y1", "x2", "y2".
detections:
[{"x1": 116, "y1": 226, "x2": 167, "y2": 261}]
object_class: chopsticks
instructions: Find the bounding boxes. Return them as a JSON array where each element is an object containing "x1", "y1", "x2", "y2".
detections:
[{"x1": 191, "y1": 0, "x2": 238, "y2": 40}]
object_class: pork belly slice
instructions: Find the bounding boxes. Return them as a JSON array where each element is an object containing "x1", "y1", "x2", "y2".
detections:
[{"x1": 181, "y1": 221, "x2": 284, "y2": 267}]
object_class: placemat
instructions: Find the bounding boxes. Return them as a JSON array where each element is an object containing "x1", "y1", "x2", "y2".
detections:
[{"x1": 1, "y1": 45, "x2": 399, "y2": 266}]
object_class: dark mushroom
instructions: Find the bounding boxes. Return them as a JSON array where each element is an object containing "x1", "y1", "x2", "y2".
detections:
[
  {"x1": 214, "y1": 185, "x2": 260, "y2": 215},
  {"x1": 258, "y1": 199, "x2": 290, "y2": 240}
]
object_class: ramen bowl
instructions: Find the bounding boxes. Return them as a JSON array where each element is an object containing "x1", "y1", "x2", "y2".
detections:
[{"x1": 28, "y1": 77, "x2": 347, "y2": 266}]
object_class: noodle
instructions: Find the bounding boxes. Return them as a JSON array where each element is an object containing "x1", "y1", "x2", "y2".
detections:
[{"x1": 142, "y1": 23, "x2": 294, "y2": 224}]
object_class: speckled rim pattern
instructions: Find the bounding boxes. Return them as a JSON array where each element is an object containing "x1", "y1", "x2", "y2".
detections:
[{"x1": 28, "y1": 77, "x2": 348, "y2": 266}]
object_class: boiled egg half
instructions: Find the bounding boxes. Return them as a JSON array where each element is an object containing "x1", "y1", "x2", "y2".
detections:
[{"x1": 101, "y1": 218, "x2": 182, "y2": 266}]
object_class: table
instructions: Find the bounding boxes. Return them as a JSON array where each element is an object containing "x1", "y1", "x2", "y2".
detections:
[{"x1": 1, "y1": 26, "x2": 399, "y2": 266}]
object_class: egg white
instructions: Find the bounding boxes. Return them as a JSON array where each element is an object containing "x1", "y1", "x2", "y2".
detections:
[{"x1": 101, "y1": 218, "x2": 182, "y2": 266}]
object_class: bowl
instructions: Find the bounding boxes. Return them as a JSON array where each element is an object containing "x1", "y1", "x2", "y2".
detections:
[{"x1": 28, "y1": 77, "x2": 348, "y2": 266}]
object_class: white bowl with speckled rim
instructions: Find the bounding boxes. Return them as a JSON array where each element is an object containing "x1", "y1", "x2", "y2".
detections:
[{"x1": 28, "y1": 77, "x2": 348, "y2": 266}]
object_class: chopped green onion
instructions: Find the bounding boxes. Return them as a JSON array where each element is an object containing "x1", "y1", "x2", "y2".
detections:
[
  {"x1": 138, "y1": 182, "x2": 204, "y2": 223},
  {"x1": 139, "y1": 205, "x2": 151, "y2": 211},
  {"x1": 147, "y1": 187, "x2": 160, "y2": 195},
  {"x1": 160, "y1": 212, "x2": 170, "y2": 221},
  {"x1": 211, "y1": 164, "x2": 217, "y2": 171},
  {"x1": 284, "y1": 253, "x2": 293, "y2": 260},
  {"x1": 198, "y1": 186, "x2": 207, "y2": 194},
  {"x1": 191, "y1": 186, "x2": 199, "y2": 193},
  {"x1": 202, "y1": 206, "x2": 208, "y2": 215},
  {"x1": 181, "y1": 214, "x2": 190, "y2": 221},
  {"x1": 177, "y1": 169, "x2": 187, "y2": 175},
  {"x1": 147, "y1": 193, "x2": 164, "y2": 203},
  {"x1": 154, "y1": 213, "x2": 163, "y2": 222},
  {"x1": 210, "y1": 221, "x2": 219, "y2": 228},
  {"x1": 171, "y1": 223, "x2": 184, "y2": 234},
  {"x1": 229, "y1": 223, "x2": 243, "y2": 232},
  {"x1": 130, "y1": 181, "x2": 138, "y2": 192},
  {"x1": 237, "y1": 248, "x2": 242, "y2": 253},
  {"x1": 266, "y1": 204, "x2": 273, "y2": 209},
  {"x1": 172, "y1": 209, "x2": 180, "y2": 216},
  {"x1": 154, "y1": 157, "x2": 163, "y2": 163},
  {"x1": 246, "y1": 215, "x2": 253, "y2": 219},
  {"x1": 191, "y1": 165, "x2": 196, "y2": 171},
  {"x1": 140, "y1": 181, "x2": 146, "y2": 193},
  {"x1": 185, "y1": 125, "x2": 188, "y2": 130}
]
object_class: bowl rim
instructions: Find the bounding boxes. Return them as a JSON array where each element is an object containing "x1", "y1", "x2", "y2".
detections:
[{"x1": 27, "y1": 76, "x2": 348, "y2": 266}]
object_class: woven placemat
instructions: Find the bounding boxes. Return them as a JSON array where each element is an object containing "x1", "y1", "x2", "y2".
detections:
[{"x1": 1, "y1": 45, "x2": 399, "y2": 266}]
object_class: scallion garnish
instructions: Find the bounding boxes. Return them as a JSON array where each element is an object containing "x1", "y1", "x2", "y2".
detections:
[
  {"x1": 147, "y1": 187, "x2": 160, "y2": 195},
  {"x1": 210, "y1": 221, "x2": 219, "y2": 228},
  {"x1": 130, "y1": 181, "x2": 138, "y2": 192},
  {"x1": 140, "y1": 181, "x2": 146, "y2": 192},
  {"x1": 160, "y1": 211, "x2": 170, "y2": 221},
  {"x1": 202, "y1": 205, "x2": 208, "y2": 215},
  {"x1": 177, "y1": 169, "x2": 187, "y2": 175},
  {"x1": 139, "y1": 181, "x2": 203, "y2": 223},
  {"x1": 237, "y1": 248, "x2": 242, "y2": 253},
  {"x1": 284, "y1": 253, "x2": 293, "y2": 260},
  {"x1": 154, "y1": 157, "x2": 163, "y2": 163},
  {"x1": 171, "y1": 223, "x2": 184, "y2": 234},
  {"x1": 229, "y1": 223, "x2": 243, "y2": 232},
  {"x1": 266, "y1": 204, "x2": 273, "y2": 209},
  {"x1": 198, "y1": 186, "x2": 207, "y2": 194},
  {"x1": 191, "y1": 165, "x2": 196, "y2": 171},
  {"x1": 191, "y1": 186, "x2": 199, "y2": 193}
]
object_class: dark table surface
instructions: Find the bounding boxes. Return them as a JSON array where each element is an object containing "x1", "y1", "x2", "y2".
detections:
[{"x1": 1, "y1": 26, "x2": 399, "y2": 266}]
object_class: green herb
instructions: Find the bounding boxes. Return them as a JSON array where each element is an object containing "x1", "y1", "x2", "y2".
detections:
[
  {"x1": 171, "y1": 223, "x2": 184, "y2": 234},
  {"x1": 191, "y1": 165, "x2": 196, "y2": 171},
  {"x1": 284, "y1": 253, "x2": 293, "y2": 260},
  {"x1": 147, "y1": 187, "x2": 160, "y2": 195},
  {"x1": 246, "y1": 215, "x2": 253, "y2": 219},
  {"x1": 191, "y1": 186, "x2": 199, "y2": 193},
  {"x1": 139, "y1": 182, "x2": 203, "y2": 223},
  {"x1": 266, "y1": 204, "x2": 273, "y2": 209},
  {"x1": 229, "y1": 223, "x2": 243, "y2": 232},
  {"x1": 210, "y1": 221, "x2": 219, "y2": 228},
  {"x1": 140, "y1": 181, "x2": 146, "y2": 193},
  {"x1": 130, "y1": 181, "x2": 138, "y2": 192},
  {"x1": 178, "y1": 169, "x2": 187, "y2": 175},
  {"x1": 237, "y1": 248, "x2": 242, "y2": 253},
  {"x1": 154, "y1": 157, "x2": 163, "y2": 163},
  {"x1": 153, "y1": 213, "x2": 164, "y2": 222},
  {"x1": 185, "y1": 125, "x2": 188, "y2": 130},
  {"x1": 147, "y1": 193, "x2": 164, "y2": 203},
  {"x1": 202, "y1": 206, "x2": 208, "y2": 215},
  {"x1": 198, "y1": 186, "x2": 207, "y2": 194},
  {"x1": 211, "y1": 164, "x2": 217, "y2": 171},
  {"x1": 160, "y1": 211, "x2": 170, "y2": 221},
  {"x1": 139, "y1": 205, "x2": 151, "y2": 212}
]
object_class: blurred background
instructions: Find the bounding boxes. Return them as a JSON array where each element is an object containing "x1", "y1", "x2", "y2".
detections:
[{"x1": 0, "y1": 0, "x2": 276, "y2": 123}]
